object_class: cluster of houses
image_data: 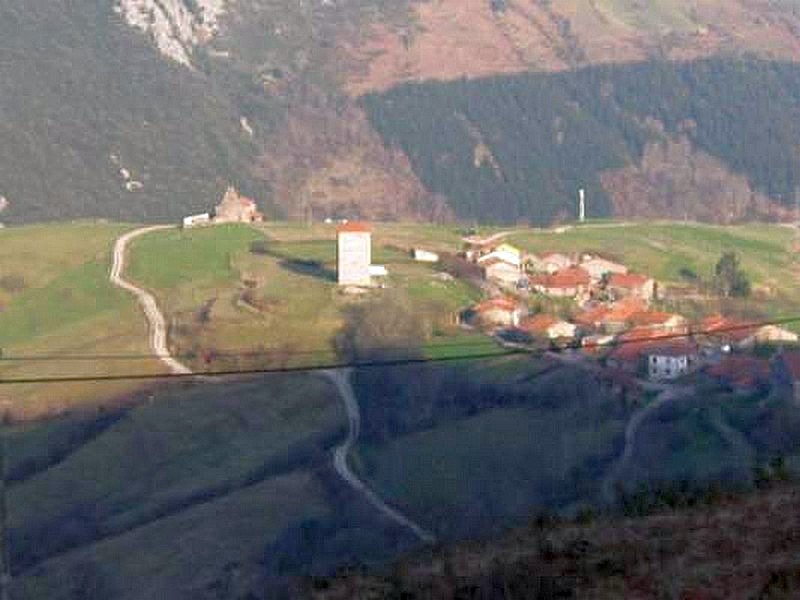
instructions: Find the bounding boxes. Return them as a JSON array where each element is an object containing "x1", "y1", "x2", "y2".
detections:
[{"x1": 462, "y1": 237, "x2": 800, "y2": 390}]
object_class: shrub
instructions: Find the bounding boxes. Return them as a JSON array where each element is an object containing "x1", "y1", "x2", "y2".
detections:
[{"x1": 0, "y1": 273, "x2": 25, "y2": 293}]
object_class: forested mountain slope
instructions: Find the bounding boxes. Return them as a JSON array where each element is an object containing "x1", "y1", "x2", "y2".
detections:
[
  {"x1": 363, "y1": 59, "x2": 800, "y2": 224},
  {"x1": 2, "y1": 1, "x2": 800, "y2": 224}
]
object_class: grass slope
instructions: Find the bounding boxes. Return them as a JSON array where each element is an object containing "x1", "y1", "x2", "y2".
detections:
[
  {"x1": 7, "y1": 373, "x2": 345, "y2": 582},
  {"x1": 126, "y1": 223, "x2": 481, "y2": 368},
  {"x1": 0, "y1": 223, "x2": 159, "y2": 417}
]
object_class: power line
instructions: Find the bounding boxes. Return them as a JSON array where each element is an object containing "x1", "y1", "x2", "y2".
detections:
[
  {"x1": 1, "y1": 314, "x2": 798, "y2": 364},
  {"x1": 1, "y1": 313, "x2": 797, "y2": 385},
  {"x1": 0, "y1": 348, "x2": 520, "y2": 385},
  {"x1": 0, "y1": 338, "x2": 502, "y2": 363},
  {"x1": 0, "y1": 316, "x2": 800, "y2": 363}
]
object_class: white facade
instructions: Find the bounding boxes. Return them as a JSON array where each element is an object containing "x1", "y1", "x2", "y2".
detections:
[
  {"x1": 478, "y1": 249, "x2": 521, "y2": 268},
  {"x1": 484, "y1": 261, "x2": 523, "y2": 286},
  {"x1": 413, "y1": 249, "x2": 440, "y2": 263},
  {"x1": 182, "y1": 213, "x2": 211, "y2": 228},
  {"x1": 337, "y1": 230, "x2": 372, "y2": 286},
  {"x1": 647, "y1": 353, "x2": 690, "y2": 381}
]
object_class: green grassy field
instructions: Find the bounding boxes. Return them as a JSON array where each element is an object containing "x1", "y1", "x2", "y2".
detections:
[
  {"x1": 14, "y1": 470, "x2": 328, "y2": 600},
  {"x1": 126, "y1": 223, "x2": 482, "y2": 370},
  {"x1": 0, "y1": 222, "x2": 157, "y2": 417},
  {"x1": 8, "y1": 373, "x2": 343, "y2": 543},
  {"x1": 354, "y1": 400, "x2": 625, "y2": 538},
  {"x1": 509, "y1": 221, "x2": 800, "y2": 321},
  {"x1": 6, "y1": 372, "x2": 345, "y2": 598}
]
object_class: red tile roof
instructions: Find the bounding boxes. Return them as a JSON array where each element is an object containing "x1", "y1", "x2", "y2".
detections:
[
  {"x1": 708, "y1": 356, "x2": 769, "y2": 384},
  {"x1": 519, "y1": 313, "x2": 560, "y2": 334},
  {"x1": 628, "y1": 311, "x2": 683, "y2": 328},
  {"x1": 607, "y1": 272, "x2": 652, "y2": 289},
  {"x1": 697, "y1": 314, "x2": 758, "y2": 341},
  {"x1": 474, "y1": 297, "x2": 519, "y2": 314},
  {"x1": 610, "y1": 338, "x2": 696, "y2": 363},
  {"x1": 604, "y1": 297, "x2": 648, "y2": 323},
  {"x1": 574, "y1": 304, "x2": 611, "y2": 327},
  {"x1": 530, "y1": 266, "x2": 590, "y2": 289},
  {"x1": 337, "y1": 221, "x2": 371, "y2": 233}
]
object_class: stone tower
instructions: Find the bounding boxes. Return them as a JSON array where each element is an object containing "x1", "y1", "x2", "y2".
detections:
[{"x1": 337, "y1": 222, "x2": 372, "y2": 286}]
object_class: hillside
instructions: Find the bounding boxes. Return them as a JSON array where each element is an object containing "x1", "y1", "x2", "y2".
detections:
[
  {"x1": 363, "y1": 59, "x2": 800, "y2": 224},
  {"x1": 345, "y1": 0, "x2": 800, "y2": 94},
  {"x1": 3, "y1": 2, "x2": 800, "y2": 225},
  {"x1": 4, "y1": 220, "x2": 800, "y2": 597},
  {"x1": 312, "y1": 482, "x2": 800, "y2": 599}
]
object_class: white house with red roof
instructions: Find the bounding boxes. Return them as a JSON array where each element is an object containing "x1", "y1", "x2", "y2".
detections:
[
  {"x1": 519, "y1": 314, "x2": 577, "y2": 340},
  {"x1": 529, "y1": 266, "x2": 591, "y2": 299},
  {"x1": 606, "y1": 272, "x2": 657, "y2": 302},
  {"x1": 469, "y1": 297, "x2": 527, "y2": 328},
  {"x1": 530, "y1": 252, "x2": 574, "y2": 274},
  {"x1": 580, "y1": 256, "x2": 628, "y2": 282}
]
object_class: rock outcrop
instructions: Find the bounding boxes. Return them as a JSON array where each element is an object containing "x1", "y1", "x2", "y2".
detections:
[{"x1": 115, "y1": 0, "x2": 227, "y2": 67}]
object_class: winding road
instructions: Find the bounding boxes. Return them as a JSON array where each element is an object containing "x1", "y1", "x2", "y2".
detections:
[
  {"x1": 110, "y1": 226, "x2": 193, "y2": 375},
  {"x1": 324, "y1": 369, "x2": 436, "y2": 545},
  {"x1": 601, "y1": 386, "x2": 692, "y2": 505},
  {"x1": 111, "y1": 227, "x2": 432, "y2": 542}
]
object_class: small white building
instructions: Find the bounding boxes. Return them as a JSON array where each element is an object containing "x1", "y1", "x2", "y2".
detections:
[
  {"x1": 482, "y1": 258, "x2": 523, "y2": 287},
  {"x1": 182, "y1": 213, "x2": 212, "y2": 228},
  {"x1": 368, "y1": 265, "x2": 389, "y2": 277},
  {"x1": 477, "y1": 243, "x2": 522, "y2": 268},
  {"x1": 646, "y1": 343, "x2": 697, "y2": 381},
  {"x1": 413, "y1": 249, "x2": 440, "y2": 263},
  {"x1": 337, "y1": 222, "x2": 372, "y2": 287}
]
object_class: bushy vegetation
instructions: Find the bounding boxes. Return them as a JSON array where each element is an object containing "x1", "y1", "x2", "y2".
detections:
[{"x1": 363, "y1": 58, "x2": 800, "y2": 224}]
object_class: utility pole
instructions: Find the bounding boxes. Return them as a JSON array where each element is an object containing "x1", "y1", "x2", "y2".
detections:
[{"x1": 0, "y1": 410, "x2": 10, "y2": 600}]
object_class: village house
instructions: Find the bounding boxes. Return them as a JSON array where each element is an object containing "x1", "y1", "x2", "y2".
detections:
[
  {"x1": 698, "y1": 315, "x2": 799, "y2": 351},
  {"x1": 477, "y1": 243, "x2": 523, "y2": 268},
  {"x1": 519, "y1": 314, "x2": 577, "y2": 340},
  {"x1": 462, "y1": 237, "x2": 495, "y2": 262},
  {"x1": 574, "y1": 297, "x2": 647, "y2": 334},
  {"x1": 628, "y1": 310, "x2": 688, "y2": 334},
  {"x1": 771, "y1": 350, "x2": 800, "y2": 405},
  {"x1": 708, "y1": 355, "x2": 770, "y2": 394},
  {"x1": 646, "y1": 342, "x2": 698, "y2": 381},
  {"x1": 466, "y1": 297, "x2": 527, "y2": 328},
  {"x1": 606, "y1": 272, "x2": 657, "y2": 303},
  {"x1": 529, "y1": 252, "x2": 574, "y2": 274},
  {"x1": 482, "y1": 257, "x2": 524, "y2": 287},
  {"x1": 607, "y1": 336, "x2": 698, "y2": 380},
  {"x1": 529, "y1": 266, "x2": 591, "y2": 299},
  {"x1": 214, "y1": 186, "x2": 264, "y2": 224},
  {"x1": 580, "y1": 256, "x2": 628, "y2": 282}
]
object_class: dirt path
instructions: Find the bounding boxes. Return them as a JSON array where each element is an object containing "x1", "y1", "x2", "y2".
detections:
[
  {"x1": 601, "y1": 386, "x2": 692, "y2": 505},
  {"x1": 709, "y1": 406, "x2": 755, "y2": 474},
  {"x1": 324, "y1": 368, "x2": 436, "y2": 544},
  {"x1": 110, "y1": 226, "x2": 192, "y2": 375}
]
